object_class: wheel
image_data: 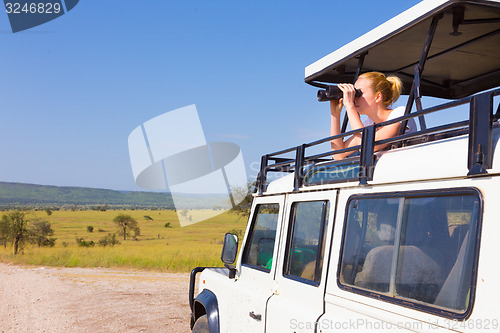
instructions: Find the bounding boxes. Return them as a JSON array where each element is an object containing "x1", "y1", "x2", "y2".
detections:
[{"x1": 192, "y1": 314, "x2": 209, "y2": 333}]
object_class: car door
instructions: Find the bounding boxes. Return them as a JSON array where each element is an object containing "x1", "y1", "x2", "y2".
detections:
[
  {"x1": 224, "y1": 194, "x2": 285, "y2": 332},
  {"x1": 265, "y1": 190, "x2": 336, "y2": 332}
]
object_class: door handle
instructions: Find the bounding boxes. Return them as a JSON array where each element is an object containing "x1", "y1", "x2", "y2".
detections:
[{"x1": 249, "y1": 311, "x2": 262, "y2": 321}]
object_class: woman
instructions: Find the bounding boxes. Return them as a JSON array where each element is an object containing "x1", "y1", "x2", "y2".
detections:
[{"x1": 330, "y1": 72, "x2": 416, "y2": 160}]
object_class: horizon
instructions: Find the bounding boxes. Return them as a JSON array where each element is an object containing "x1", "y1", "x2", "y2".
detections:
[{"x1": 0, "y1": 180, "x2": 232, "y2": 196}]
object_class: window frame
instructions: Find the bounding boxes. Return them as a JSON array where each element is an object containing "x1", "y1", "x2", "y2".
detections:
[
  {"x1": 336, "y1": 187, "x2": 483, "y2": 320},
  {"x1": 241, "y1": 202, "x2": 281, "y2": 273},
  {"x1": 283, "y1": 200, "x2": 330, "y2": 286}
]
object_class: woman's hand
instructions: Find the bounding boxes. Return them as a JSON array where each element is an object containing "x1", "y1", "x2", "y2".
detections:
[{"x1": 338, "y1": 83, "x2": 357, "y2": 110}]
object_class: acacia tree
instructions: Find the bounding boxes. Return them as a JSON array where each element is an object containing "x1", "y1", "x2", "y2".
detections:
[
  {"x1": 113, "y1": 214, "x2": 140, "y2": 240},
  {"x1": 1, "y1": 211, "x2": 29, "y2": 255},
  {"x1": 229, "y1": 181, "x2": 256, "y2": 218}
]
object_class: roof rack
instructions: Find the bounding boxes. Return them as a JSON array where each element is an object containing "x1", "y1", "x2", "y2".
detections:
[{"x1": 256, "y1": 88, "x2": 500, "y2": 194}]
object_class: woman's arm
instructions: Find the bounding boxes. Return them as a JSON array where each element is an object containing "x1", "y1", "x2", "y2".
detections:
[
  {"x1": 334, "y1": 116, "x2": 401, "y2": 158},
  {"x1": 330, "y1": 100, "x2": 343, "y2": 151},
  {"x1": 372, "y1": 120, "x2": 401, "y2": 151},
  {"x1": 330, "y1": 84, "x2": 364, "y2": 160}
]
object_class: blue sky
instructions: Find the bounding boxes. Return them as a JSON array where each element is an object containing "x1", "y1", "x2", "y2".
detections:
[{"x1": 0, "y1": 0, "x2": 423, "y2": 191}]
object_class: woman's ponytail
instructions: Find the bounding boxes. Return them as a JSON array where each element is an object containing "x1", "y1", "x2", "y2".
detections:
[{"x1": 387, "y1": 75, "x2": 402, "y2": 106}]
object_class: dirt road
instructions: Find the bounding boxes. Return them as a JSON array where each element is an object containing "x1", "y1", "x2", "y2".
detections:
[{"x1": 0, "y1": 263, "x2": 192, "y2": 333}]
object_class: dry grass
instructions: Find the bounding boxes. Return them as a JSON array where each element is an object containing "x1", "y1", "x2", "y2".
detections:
[{"x1": 0, "y1": 209, "x2": 247, "y2": 272}]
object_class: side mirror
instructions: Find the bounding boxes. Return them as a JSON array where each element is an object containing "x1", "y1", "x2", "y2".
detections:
[
  {"x1": 221, "y1": 233, "x2": 238, "y2": 279},
  {"x1": 221, "y1": 233, "x2": 238, "y2": 264}
]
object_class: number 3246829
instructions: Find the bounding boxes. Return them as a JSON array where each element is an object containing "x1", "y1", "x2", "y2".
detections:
[{"x1": 5, "y1": 2, "x2": 61, "y2": 14}]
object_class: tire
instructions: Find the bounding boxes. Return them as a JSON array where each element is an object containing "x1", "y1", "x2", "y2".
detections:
[{"x1": 192, "y1": 314, "x2": 209, "y2": 333}]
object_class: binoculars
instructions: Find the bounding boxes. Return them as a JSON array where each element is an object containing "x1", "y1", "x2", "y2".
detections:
[{"x1": 317, "y1": 85, "x2": 362, "y2": 102}]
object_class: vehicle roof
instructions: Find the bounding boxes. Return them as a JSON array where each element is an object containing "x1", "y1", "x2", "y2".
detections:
[{"x1": 305, "y1": 0, "x2": 500, "y2": 99}]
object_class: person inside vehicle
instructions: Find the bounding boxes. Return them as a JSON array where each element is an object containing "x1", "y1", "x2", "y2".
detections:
[{"x1": 329, "y1": 71, "x2": 416, "y2": 160}]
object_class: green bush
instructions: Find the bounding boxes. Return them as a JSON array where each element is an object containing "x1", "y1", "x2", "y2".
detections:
[
  {"x1": 28, "y1": 220, "x2": 56, "y2": 247},
  {"x1": 76, "y1": 237, "x2": 95, "y2": 247},
  {"x1": 98, "y1": 233, "x2": 120, "y2": 247}
]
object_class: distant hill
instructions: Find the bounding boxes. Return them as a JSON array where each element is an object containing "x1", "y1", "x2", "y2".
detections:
[
  {"x1": 0, "y1": 182, "x2": 174, "y2": 209},
  {"x1": 0, "y1": 182, "x2": 231, "y2": 210}
]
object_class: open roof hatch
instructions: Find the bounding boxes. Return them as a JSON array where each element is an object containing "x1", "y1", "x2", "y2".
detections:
[{"x1": 305, "y1": 0, "x2": 500, "y2": 100}]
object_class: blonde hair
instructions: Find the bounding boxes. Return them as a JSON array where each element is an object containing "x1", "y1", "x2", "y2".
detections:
[{"x1": 359, "y1": 72, "x2": 402, "y2": 107}]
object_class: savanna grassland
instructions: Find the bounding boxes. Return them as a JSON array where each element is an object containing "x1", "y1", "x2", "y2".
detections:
[{"x1": 0, "y1": 209, "x2": 247, "y2": 272}]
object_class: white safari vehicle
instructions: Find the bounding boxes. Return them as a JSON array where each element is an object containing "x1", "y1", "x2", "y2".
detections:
[{"x1": 189, "y1": 0, "x2": 500, "y2": 332}]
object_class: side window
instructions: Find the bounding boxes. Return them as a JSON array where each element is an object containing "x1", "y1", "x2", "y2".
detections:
[
  {"x1": 242, "y1": 203, "x2": 280, "y2": 271},
  {"x1": 339, "y1": 191, "x2": 481, "y2": 316},
  {"x1": 284, "y1": 200, "x2": 329, "y2": 284}
]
